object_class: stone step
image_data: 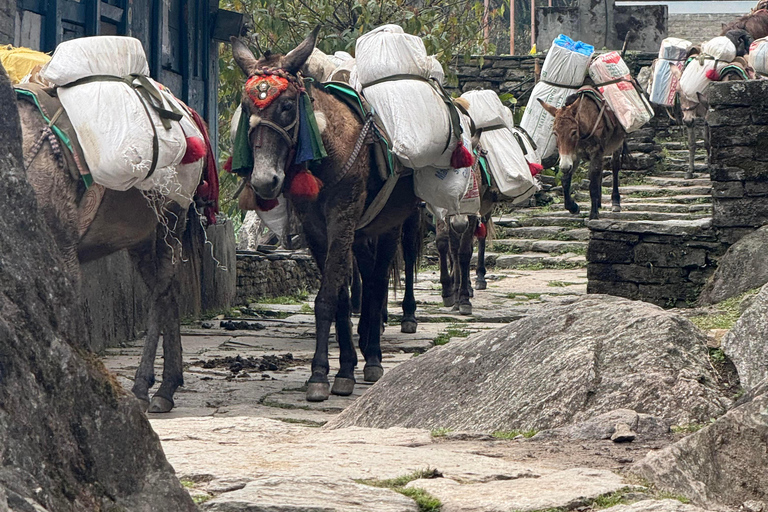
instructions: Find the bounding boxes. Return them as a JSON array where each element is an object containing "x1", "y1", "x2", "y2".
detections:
[
  {"x1": 572, "y1": 193, "x2": 712, "y2": 205},
  {"x1": 488, "y1": 238, "x2": 588, "y2": 254},
  {"x1": 517, "y1": 216, "x2": 586, "y2": 228},
  {"x1": 546, "y1": 201, "x2": 711, "y2": 214},
  {"x1": 658, "y1": 171, "x2": 708, "y2": 180},
  {"x1": 663, "y1": 161, "x2": 709, "y2": 172},
  {"x1": 494, "y1": 225, "x2": 591, "y2": 241},
  {"x1": 493, "y1": 252, "x2": 587, "y2": 269},
  {"x1": 643, "y1": 176, "x2": 712, "y2": 187},
  {"x1": 525, "y1": 209, "x2": 708, "y2": 222},
  {"x1": 613, "y1": 185, "x2": 713, "y2": 197},
  {"x1": 660, "y1": 140, "x2": 705, "y2": 150}
]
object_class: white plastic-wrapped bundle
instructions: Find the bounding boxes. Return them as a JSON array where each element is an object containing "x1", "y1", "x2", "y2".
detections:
[
  {"x1": 501, "y1": 106, "x2": 516, "y2": 131},
  {"x1": 520, "y1": 35, "x2": 594, "y2": 160},
  {"x1": 330, "y1": 51, "x2": 353, "y2": 67},
  {"x1": 413, "y1": 114, "x2": 473, "y2": 214},
  {"x1": 590, "y1": 51, "x2": 653, "y2": 133},
  {"x1": 480, "y1": 127, "x2": 539, "y2": 204},
  {"x1": 749, "y1": 37, "x2": 768, "y2": 75},
  {"x1": 649, "y1": 38, "x2": 692, "y2": 106},
  {"x1": 42, "y1": 36, "x2": 149, "y2": 86},
  {"x1": 256, "y1": 195, "x2": 289, "y2": 239},
  {"x1": 458, "y1": 167, "x2": 481, "y2": 215},
  {"x1": 511, "y1": 127, "x2": 541, "y2": 165},
  {"x1": 357, "y1": 24, "x2": 457, "y2": 168},
  {"x1": 304, "y1": 48, "x2": 338, "y2": 81},
  {"x1": 328, "y1": 58, "x2": 357, "y2": 83},
  {"x1": 702, "y1": 36, "x2": 737, "y2": 62},
  {"x1": 428, "y1": 56, "x2": 445, "y2": 84},
  {"x1": 460, "y1": 90, "x2": 507, "y2": 129},
  {"x1": 58, "y1": 77, "x2": 190, "y2": 195},
  {"x1": 679, "y1": 58, "x2": 728, "y2": 101}
]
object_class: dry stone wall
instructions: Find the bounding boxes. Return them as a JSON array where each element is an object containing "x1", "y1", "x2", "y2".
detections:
[{"x1": 236, "y1": 250, "x2": 320, "y2": 304}]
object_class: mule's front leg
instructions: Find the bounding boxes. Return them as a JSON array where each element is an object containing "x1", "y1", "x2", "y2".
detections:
[
  {"x1": 686, "y1": 122, "x2": 696, "y2": 180},
  {"x1": 588, "y1": 154, "x2": 604, "y2": 220},
  {"x1": 560, "y1": 163, "x2": 580, "y2": 215},
  {"x1": 150, "y1": 281, "x2": 184, "y2": 413},
  {"x1": 330, "y1": 283, "x2": 357, "y2": 396},
  {"x1": 400, "y1": 209, "x2": 420, "y2": 334},
  {"x1": 436, "y1": 219, "x2": 455, "y2": 307},
  {"x1": 456, "y1": 217, "x2": 476, "y2": 316},
  {"x1": 475, "y1": 219, "x2": 488, "y2": 291},
  {"x1": 611, "y1": 148, "x2": 622, "y2": 213}
]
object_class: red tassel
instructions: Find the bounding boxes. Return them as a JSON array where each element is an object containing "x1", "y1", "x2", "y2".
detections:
[
  {"x1": 196, "y1": 180, "x2": 210, "y2": 198},
  {"x1": 182, "y1": 137, "x2": 206, "y2": 164},
  {"x1": 256, "y1": 197, "x2": 279, "y2": 211},
  {"x1": 705, "y1": 68, "x2": 720, "y2": 81},
  {"x1": 223, "y1": 156, "x2": 233, "y2": 173},
  {"x1": 528, "y1": 162, "x2": 543, "y2": 177},
  {"x1": 451, "y1": 140, "x2": 474, "y2": 169},
  {"x1": 474, "y1": 222, "x2": 487, "y2": 239},
  {"x1": 289, "y1": 169, "x2": 323, "y2": 200}
]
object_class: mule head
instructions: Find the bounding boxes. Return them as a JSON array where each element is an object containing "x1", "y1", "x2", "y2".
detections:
[
  {"x1": 724, "y1": 29, "x2": 754, "y2": 57},
  {"x1": 538, "y1": 98, "x2": 578, "y2": 173},
  {"x1": 230, "y1": 27, "x2": 320, "y2": 200}
]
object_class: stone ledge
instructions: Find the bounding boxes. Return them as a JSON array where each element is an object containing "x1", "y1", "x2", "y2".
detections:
[{"x1": 586, "y1": 218, "x2": 712, "y2": 237}]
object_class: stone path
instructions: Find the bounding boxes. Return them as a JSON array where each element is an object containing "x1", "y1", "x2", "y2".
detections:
[{"x1": 100, "y1": 130, "x2": 712, "y2": 511}]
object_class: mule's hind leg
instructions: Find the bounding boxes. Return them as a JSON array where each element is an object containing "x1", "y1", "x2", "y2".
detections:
[
  {"x1": 436, "y1": 218, "x2": 455, "y2": 307},
  {"x1": 611, "y1": 148, "x2": 622, "y2": 213},
  {"x1": 331, "y1": 283, "x2": 357, "y2": 396},
  {"x1": 588, "y1": 154, "x2": 604, "y2": 220},
  {"x1": 401, "y1": 209, "x2": 420, "y2": 333},
  {"x1": 686, "y1": 122, "x2": 696, "y2": 180},
  {"x1": 475, "y1": 219, "x2": 488, "y2": 291},
  {"x1": 351, "y1": 258, "x2": 362, "y2": 316},
  {"x1": 457, "y1": 217, "x2": 477, "y2": 316}
]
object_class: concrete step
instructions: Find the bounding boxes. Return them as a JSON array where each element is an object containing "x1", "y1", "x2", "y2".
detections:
[
  {"x1": 494, "y1": 225, "x2": 590, "y2": 241},
  {"x1": 488, "y1": 238, "x2": 587, "y2": 255}
]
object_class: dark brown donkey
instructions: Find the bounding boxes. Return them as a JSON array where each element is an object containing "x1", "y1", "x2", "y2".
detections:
[
  {"x1": 539, "y1": 91, "x2": 626, "y2": 220},
  {"x1": 230, "y1": 29, "x2": 418, "y2": 402}
]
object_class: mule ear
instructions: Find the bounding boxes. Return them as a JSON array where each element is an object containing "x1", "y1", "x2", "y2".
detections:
[
  {"x1": 231, "y1": 37, "x2": 259, "y2": 76},
  {"x1": 282, "y1": 26, "x2": 321, "y2": 75},
  {"x1": 538, "y1": 98, "x2": 559, "y2": 118},
  {"x1": 668, "y1": 61, "x2": 682, "y2": 81}
]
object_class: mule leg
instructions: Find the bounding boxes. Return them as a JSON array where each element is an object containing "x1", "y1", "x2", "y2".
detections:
[
  {"x1": 448, "y1": 220, "x2": 462, "y2": 312},
  {"x1": 588, "y1": 154, "x2": 604, "y2": 220},
  {"x1": 457, "y1": 217, "x2": 476, "y2": 316},
  {"x1": 686, "y1": 122, "x2": 695, "y2": 180},
  {"x1": 475, "y1": 218, "x2": 488, "y2": 291},
  {"x1": 561, "y1": 164, "x2": 580, "y2": 215},
  {"x1": 331, "y1": 283, "x2": 356, "y2": 396},
  {"x1": 436, "y1": 219, "x2": 455, "y2": 307},
  {"x1": 611, "y1": 148, "x2": 622, "y2": 213},
  {"x1": 351, "y1": 258, "x2": 362, "y2": 316},
  {"x1": 150, "y1": 278, "x2": 183, "y2": 413},
  {"x1": 400, "y1": 209, "x2": 419, "y2": 334}
]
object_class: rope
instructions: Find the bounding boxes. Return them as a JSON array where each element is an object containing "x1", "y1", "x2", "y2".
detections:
[{"x1": 24, "y1": 125, "x2": 65, "y2": 171}]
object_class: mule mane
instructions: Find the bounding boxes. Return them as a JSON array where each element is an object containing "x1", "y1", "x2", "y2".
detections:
[
  {"x1": 564, "y1": 94, "x2": 579, "y2": 107},
  {"x1": 722, "y1": 9, "x2": 768, "y2": 39}
]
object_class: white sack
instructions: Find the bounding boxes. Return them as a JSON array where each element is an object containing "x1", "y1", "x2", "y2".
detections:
[
  {"x1": 480, "y1": 127, "x2": 539, "y2": 204},
  {"x1": 679, "y1": 58, "x2": 729, "y2": 101},
  {"x1": 364, "y1": 79, "x2": 456, "y2": 169},
  {"x1": 42, "y1": 36, "x2": 149, "y2": 86},
  {"x1": 256, "y1": 195, "x2": 289, "y2": 239},
  {"x1": 458, "y1": 167, "x2": 481, "y2": 215},
  {"x1": 460, "y1": 89, "x2": 507, "y2": 129},
  {"x1": 328, "y1": 58, "x2": 357, "y2": 83},
  {"x1": 58, "y1": 79, "x2": 187, "y2": 194},
  {"x1": 355, "y1": 24, "x2": 430, "y2": 85},
  {"x1": 702, "y1": 36, "x2": 737, "y2": 62},
  {"x1": 589, "y1": 51, "x2": 653, "y2": 133},
  {"x1": 749, "y1": 37, "x2": 768, "y2": 75},
  {"x1": 520, "y1": 38, "x2": 593, "y2": 160},
  {"x1": 304, "y1": 48, "x2": 338, "y2": 81},
  {"x1": 649, "y1": 38, "x2": 692, "y2": 106},
  {"x1": 428, "y1": 56, "x2": 445, "y2": 84},
  {"x1": 501, "y1": 106, "x2": 516, "y2": 131},
  {"x1": 511, "y1": 127, "x2": 541, "y2": 165}
]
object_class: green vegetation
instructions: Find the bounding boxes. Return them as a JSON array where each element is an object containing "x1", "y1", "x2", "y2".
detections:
[
  {"x1": 490, "y1": 242, "x2": 526, "y2": 254},
  {"x1": 192, "y1": 495, "x2": 212, "y2": 505},
  {"x1": 492, "y1": 429, "x2": 537, "y2": 439},
  {"x1": 689, "y1": 288, "x2": 759, "y2": 331},
  {"x1": 434, "y1": 325, "x2": 471, "y2": 346},
  {"x1": 507, "y1": 292, "x2": 542, "y2": 300},
  {"x1": 709, "y1": 347, "x2": 726, "y2": 363},
  {"x1": 256, "y1": 290, "x2": 310, "y2": 305},
  {"x1": 180, "y1": 480, "x2": 195, "y2": 489},
  {"x1": 357, "y1": 469, "x2": 443, "y2": 512},
  {"x1": 300, "y1": 303, "x2": 314, "y2": 314},
  {"x1": 430, "y1": 427, "x2": 454, "y2": 438},
  {"x1": 655, "y1": 492, "x2": 692, "y2": 504},
  {"x1": 671, "y1": 423, "x2": 707, "y2": 434},
  {"x1": 276, "y1": 417, "x2": 327, "y2": 427},
  {"x1": 547, "y1": 281, "x2": 583, "y2": 288}
]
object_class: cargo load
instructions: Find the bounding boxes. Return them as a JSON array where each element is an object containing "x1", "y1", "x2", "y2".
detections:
[
  {"x1": 460, "y1": 89, "x2": 508, "y2": 130},
  {"x1": 589, "y1": 51, "x2": 654, "y2": 133},
  {"x1": 356, "y1": 24, "x2": 462, "y2": 169},
  {"x1": 0, "y1": 45, "x2": 51, "y2": 84},
  {"x1": 678, "y1": 58, "x2": 728, "y2": 101},
  {"x1": 520, "y1": 35, "x2": 594, "y2": 160},
  {"x1": 702, "y1": 36, "x2": 737, "y2": 62},
  {"x1": 748, "y1": 37, "x2": 768, "y2": 75},
  {"x1": 46, "y1": 36, "x2": 203, "y2": 205},
  {"x1": 479, "y1": 126, "x2": 539, "y2": 204},
  {"x1": 649, "y1": 37, "x2": 692, "y2": 106}
]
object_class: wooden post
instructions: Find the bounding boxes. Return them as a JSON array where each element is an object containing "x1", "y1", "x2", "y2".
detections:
[
  {"x1": 530, "y1": 0, "x2": 535, "y2": 51},
  {"x1": 483, "y1": 0, "x2": 490, "y2": 52},
  {"x1": 85, "y1": 0, "x2": 101, "y2": 36},
  {"x1": 509, "y1": 0, "x2": 515, "y2": 55}
]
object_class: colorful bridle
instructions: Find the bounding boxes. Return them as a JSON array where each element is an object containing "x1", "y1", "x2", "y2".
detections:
[{"x1": 243, "y1": 67, "x2": 305, "y2": 151}]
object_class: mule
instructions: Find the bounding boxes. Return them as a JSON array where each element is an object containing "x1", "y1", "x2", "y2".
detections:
[
  {"x1": 723, "y1": 8, "x2": 768, "y2": 40},
  {"x1": 17, "y1": 98, "x2": 204, "y2": 414},
  {"x1": 539, "y1": 91, "x2": 626, "y2": 220},
  {"x1": 230, "y1": 29, "x2": 418, "y2": 402}
]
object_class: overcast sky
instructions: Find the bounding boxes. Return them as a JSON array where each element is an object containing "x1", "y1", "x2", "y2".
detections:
[{"x1": 617, "y1": 1, "x2": 752, "y2": 13}]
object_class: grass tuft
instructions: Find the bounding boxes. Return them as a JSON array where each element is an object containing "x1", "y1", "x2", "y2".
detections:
[
  {"x1": 492, "y1": 429, "x2": 537, "y2": 439},
  {"x1": 689, "y1": 288, "x2": 759, "y2": 331},
  {"x1": 434, "y1": 325, "x2": 471, "y2": 346},
  {"x1": 357, "y1": 469, "x2": 443, "y2": 512},
  {"x1": 430, "y1": 427, "x2": 454, "y2": 438},
  {"x1": 255, "y1": 290, "x2": 310, "y2": 305}
]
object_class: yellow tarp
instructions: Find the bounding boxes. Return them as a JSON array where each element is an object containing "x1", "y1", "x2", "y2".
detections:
[{"x1": 0, "y1": 45, "x2": 51, "y2": 84}]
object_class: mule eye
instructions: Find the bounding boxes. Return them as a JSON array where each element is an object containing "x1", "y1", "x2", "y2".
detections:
[{"x1": 282, "y1": 102, "x2": 294, "y2": 112}]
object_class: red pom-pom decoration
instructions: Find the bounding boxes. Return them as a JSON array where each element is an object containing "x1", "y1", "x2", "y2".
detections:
[
  {"x1": 528, "y1": 162, "x2": 544, "y2": 177},
  {"x1": 223, "y1": 156, "x2": 233, "y2": 173},
  {"x1": 474, "y1": 222, "x2": 487, "y2": 239},
  {"x1": 289, "y1": 169, "x2": 323, "y2": 201},
  {"x1": 705, "y1": 68, "x2": 720, "y2": 81},
  {"x1": 450, "y1": 140, "x2": 474, "y2": 169},
  {"x1": 182, "y1": 137, "x2": 206, "y2": 164},
  {"x1": 256, "y1": 197, "x2": 280, "y2": 211}
]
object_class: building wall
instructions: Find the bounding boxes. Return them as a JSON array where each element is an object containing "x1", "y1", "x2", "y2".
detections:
[
  {"x1": 667, "y1": 13, "x2": 740, "y2": 45},
  {"x1": 0, "y1": 1, "x2": 13, "y2": 44}
]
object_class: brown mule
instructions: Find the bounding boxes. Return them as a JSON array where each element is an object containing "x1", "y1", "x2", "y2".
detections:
[
  {"x1": 230, "y1": 29, "x2": 418, "y2": 402},
  {"x1": 539, "y1": 91, "x2": 626, "y2": 220}
]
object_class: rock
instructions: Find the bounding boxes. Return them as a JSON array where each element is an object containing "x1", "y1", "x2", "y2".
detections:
[
  {"x1": 632, "y1": 382, "x2": 768, "y2": 509},
  {"x1": 698, "y1": 226, "x2": 768, "y2": 305},
  {"x1": 404, "y1": 468, "x2": 625, "y2": 512},
  {"x1": 722, "y1": 284, "x2": 768, "y2": 390},
  {"x1": 0, "y1": 64, "x2": 195, "y2": 510},
  {"x1": 742, "y1": 501, "x2": 766, "y2": 512},
  {"x1": 326, "y1": 296, "x2": 728, "y2": 432},
  {"x1": 600, "y1": 499, "x2": 710, "y2": 512},
  {"x1": 202, "y1": 476, "x2": 419, "y2": 512},
  {"x1": 610, "y1": 423, "x2": 637, "y2": 443},
  {"x1": 536, "y1": 409, "x2": 670, "y2": 441}
]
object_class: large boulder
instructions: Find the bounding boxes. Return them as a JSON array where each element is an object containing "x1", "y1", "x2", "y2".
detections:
[
  {"x1": 632, "y1": 382, "x2": 768, "y2": 509},
  {"x1": 0, "y1": 64, "x2": 195, "y2": 510},
  {"x1": 698, "y1": 226, "x2": 768, "y2": 305},
  {"x1": 721, "y1": 283, "x2": 768, "y2": 391},
  {"x1": 327, "y1": 295, "x2": 729, "y2": 432}
]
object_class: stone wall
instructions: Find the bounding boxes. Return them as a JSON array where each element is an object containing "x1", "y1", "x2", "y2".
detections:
[
  {"x1": 667, "y1": 13, "x2": 740, "y2": 45},
  {"x1": 586, "y1": 219, "x2": 729, "y2": 308},
  {"x1": 0, "y1": 1, "x2": 13, "y2": 44},
  {"x1": 236, "y1": 250, "x2": 320, "y2": 305},
  {"x1": 707, "y1": 80, "x2": 768, "y2": 245}
]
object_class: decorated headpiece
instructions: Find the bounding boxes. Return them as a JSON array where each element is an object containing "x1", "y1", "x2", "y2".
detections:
[{"x1": 245, "y1": 74, "x2": 290, "y2": 110}]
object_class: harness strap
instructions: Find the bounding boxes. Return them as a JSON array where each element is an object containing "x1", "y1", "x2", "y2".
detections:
[
  {"x1": 540, "y1": 79, "x2": 582, "y2": 89},
  {"x1": 593, "y1": 76, "x2": 655, "y2": 118}
]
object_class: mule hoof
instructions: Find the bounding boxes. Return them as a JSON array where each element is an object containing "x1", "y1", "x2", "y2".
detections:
[
  {"x1": 135, "y1": 397, "x2": 150, "y2": 413},
  {"x1": 401, "y1": 321, "x2": 418, "y2": 334},
  {"x1": 363, "y1": 364, "x2": 384, "y2": 382},
  {"x1": 459, "y1": 303, "x2": 472, "y2": 316},
  {"x1": 442, "y1": 295, "x2": 456, "y2": 307},
  {"x1": 451, "y1": 303, "x2": 460, "y2": 312},
  {"x1": 331, "y1": 377, "x2": 355, "y2": 396},
  {"x1": 612, "y1": 204, "x2": 622, "y2": 213},
  {"x1": 148, "y1": 396, "x2": 174, "y2": 413},
  {"x1": 306, "y1": 382, "x2": 330, "y2": 402},
  {"x1": 475, "y1": 280, "x2": 487, "y2": 291},
  {"x1": 567, "y1": 204, "x2": 580, "y2": 215}
]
